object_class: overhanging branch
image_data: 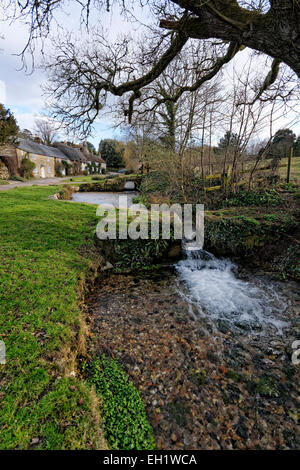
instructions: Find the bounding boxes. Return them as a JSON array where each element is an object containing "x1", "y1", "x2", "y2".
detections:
[{"x1": 127, "y1": 41, "x2": 241, "y2": 122}]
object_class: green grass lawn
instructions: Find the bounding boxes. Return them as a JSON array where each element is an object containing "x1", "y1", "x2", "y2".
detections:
[
  {"x1": 0, "y1": 186, "x2": 107, "y2": 449},
  {"x1": 65, "y1": 175, "x2": 106, "y2": 183}
]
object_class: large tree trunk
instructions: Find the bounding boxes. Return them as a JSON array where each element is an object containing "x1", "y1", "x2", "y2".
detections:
[{"x1": 163, "y1": 1, "x2": 300, "y2": 77}]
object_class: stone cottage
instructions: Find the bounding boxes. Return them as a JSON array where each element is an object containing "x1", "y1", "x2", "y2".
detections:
[
  {"x1": 0, "y1": 138, "x2": 70, "y2": 178},
  {"x1": 16, "y1": 139, "x2": 70, "y2": 178},
  {"x1": 53, "y1": 142, "x2": 106, "y2": 175},
  {"x1": 0, "y1": 138, "x2": 106, "y2": 179}
]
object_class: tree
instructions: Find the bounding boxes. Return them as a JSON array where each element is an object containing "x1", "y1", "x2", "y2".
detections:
[
  {"x1": 120, "y1": 42, "x2": 223, "y2": 155},
  {"x1": 217, "y1": 131, "x2": 240, "y2": 152},
  {"x1": 5, "y1": 1, "x2": 300, "y2": 75},
  {"x1": 34, "y1": 117, "x2": 59, "y2": 144},
  {"x1": 98, "y1": 139, "x2": 124, "y2": 168},
  {"x1": 0, "y1": 103, "x2": 19, "y2": 146},
  {"x1": 267, "y1": 128, "x2": 296, "y2": 158},
  {"x1": 3, "y1": 1, "x2": 300, "y2": 137},
  {"x1": 86, "y1": 141, "x2": 97, "y2": 155}
]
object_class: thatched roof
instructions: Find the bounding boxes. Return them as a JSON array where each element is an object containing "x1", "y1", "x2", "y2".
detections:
[
  {"x1": 80, "y1": 142, "x2": 106, "y2": 164},
  {"x1": 16, "y1": 138, "x2": 68, "y2": 160},
  {"x1": 15, "y1": 138, "x2": 106, "y2": 164},
  {"x1": 53, "y1": 142, "x2": 87, "y2": 162}
]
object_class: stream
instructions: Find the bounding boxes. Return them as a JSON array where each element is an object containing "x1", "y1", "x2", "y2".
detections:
[
  {"x1": 72, "y1": 191, "x2": 139, "y2": 207},
  {"x1": 89, "y1": 253, "x2": 299, "y2": 450},
  {"x1": 176, "y1": 247, "x2": 289, "y2": 336},
  {"x1": 75, "y1": 192, "x2": 300, "y2": 449}
]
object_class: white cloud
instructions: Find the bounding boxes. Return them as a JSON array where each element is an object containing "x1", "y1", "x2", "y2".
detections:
[
  {"x1": 0, "y1": 79, "x2": 6, "y2": 104},
  {"x1": 12, "y1": 111, "x2": 36, "y2": 132}
]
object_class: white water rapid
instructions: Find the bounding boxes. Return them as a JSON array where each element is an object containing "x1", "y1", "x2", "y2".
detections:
[{"x1": 176, "y1": 246, "x2": 289, "y2": 335}]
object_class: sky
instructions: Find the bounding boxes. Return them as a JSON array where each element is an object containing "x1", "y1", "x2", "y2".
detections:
[
  {"x1": 0, "y1": 3, "x2": 299, "y2": 149},
  {"x1": 0, "y1": 4, "x2": 132, "y2": 148}
]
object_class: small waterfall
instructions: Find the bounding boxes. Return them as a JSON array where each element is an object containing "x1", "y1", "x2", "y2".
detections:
[
  {"x1": 124, "y1": 181, "x2": 135, "y2": 190},
  {"x1": 176, "y1": 244, "x2": 289, "y2": 335}
]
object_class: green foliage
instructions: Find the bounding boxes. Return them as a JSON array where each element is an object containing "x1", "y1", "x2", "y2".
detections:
[
  {"x1": 87, "y1": 162, "x2": 101, "y2": 174},
  {"x1": 19, "y1": 157, "x2": 36, "y2": 178},
  {"x1": 263, "y1": 213, "x2": 279, "y2": 222},
  {"x1": 217, "y1": 131, "x2": 240, "y2": 154},
  {"x1": 233, "y1": 215, "x2": 260, "y2": 226},
  {"x1": 112, "y1": 238, "x2": 171, "y2": 271},
  {"x1": 86, "y1": 356, "x2": 155, "y2": 450},
  {"x1": 224, "y1": 189, "x2": 283, "y2": 207},
  {"x1": 131, "y1": 194, "x2": 149, "y2": 207},
  {"x1": 205, "y1": 208, "x2": 298, "y2": 257},
  {"x1": 61, "y1": 159, "x2": 72, "y2": 176},
  {"x1": 55, "y1": 161, "x2": 63, "y2": 177},
  {"x1": 139, "y1": 171, "x2": 171, "y2": 194},
  {"x1": 99, "y1": 139, "x2": 123, "y2": 168},
  {"x1": 9, "y1": 175, "x2": 26, "y2": 182},
  {"x1": 0, "y1": 103, "x2": 19, "y2": 145},
  {"x1": 266, "y1": 128, "x2": 296, "y2": 161},
  {"x1": 86, "y1": 141, "x2": 97, "y2": 155}
]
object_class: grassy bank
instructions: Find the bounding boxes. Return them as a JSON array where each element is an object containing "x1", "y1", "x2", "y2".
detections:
[{"x1": 0, "y1": 186, "x2": 154, "y2": 449}]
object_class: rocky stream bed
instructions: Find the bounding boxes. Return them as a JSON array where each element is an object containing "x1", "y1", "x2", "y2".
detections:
[{"x1": 88, "y1": 262, "x2": 300, "y2": 450}]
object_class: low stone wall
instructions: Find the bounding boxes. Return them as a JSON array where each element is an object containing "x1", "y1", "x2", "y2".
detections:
[
  {"x1": 79, "y1": 175, "x2": 142, "y2": 193},
  {"x1": 204, "y1": 210, "x2": 299, "y2": 257},
  {"x1": 94, "y1": 236, "x2": 181, "y2": 273}
]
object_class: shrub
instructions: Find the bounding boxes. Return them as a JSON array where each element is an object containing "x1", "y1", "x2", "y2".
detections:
[
  {"x1": 62, "y1": 160, "x2": 73, "y2": 176},
  {"x1": 19, "y1": 157, "x2": 36, "y2": 179},
  {"x1": 85, "y1": 356, "x2": 155, "y2": 450},
  {"x1": 224, "y1": 189, "x2": 283, "y2": 207},
  {"x1": 9, "y1": 175, "x2": 25, "y2": 182},
  {"x1": 55, "y1": 161, "x2": 63, "y2": 177},
  {"x1": 139, "y1": 171, "x2": 170, "y2": 194}
]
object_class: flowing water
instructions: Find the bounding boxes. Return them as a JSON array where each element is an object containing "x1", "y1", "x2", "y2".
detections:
[
  {"x1": 176, "y1": 247, "x2": 290, "y2": 336},
  {"x1": 73, "y1": 188, "x2": 293, "y2": 337},
  {"x1": 88, "y1": 232, "x2": 299, "y2": 449}
]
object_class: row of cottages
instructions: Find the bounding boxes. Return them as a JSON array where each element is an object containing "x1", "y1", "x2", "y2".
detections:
[{"x1": 0, "y1": 139, "x2": 106, "y2": 179}]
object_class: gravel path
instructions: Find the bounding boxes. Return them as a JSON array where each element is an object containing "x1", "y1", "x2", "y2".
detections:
[{"x1": 0, "y1": 177, "x2": 71, "y2": 191}]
